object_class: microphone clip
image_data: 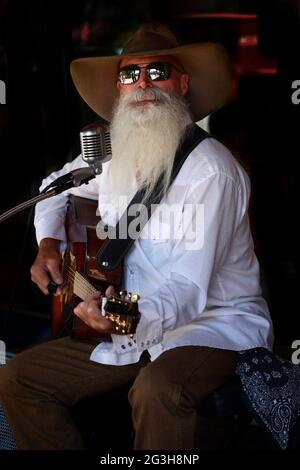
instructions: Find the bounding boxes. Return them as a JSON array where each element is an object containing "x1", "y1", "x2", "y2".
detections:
[{"x1": 40, "y1": 167, "x2": 95, "y2": 195}]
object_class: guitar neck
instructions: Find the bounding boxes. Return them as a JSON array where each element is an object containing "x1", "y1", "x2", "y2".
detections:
[{"x1": 73, "y1": 270, "x2": 98, "y2": 301}]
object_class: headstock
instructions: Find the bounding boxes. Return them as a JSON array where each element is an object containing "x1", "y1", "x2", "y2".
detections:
[{"x1": 104, "y1": 290, "x2": 140, "y2": 335}]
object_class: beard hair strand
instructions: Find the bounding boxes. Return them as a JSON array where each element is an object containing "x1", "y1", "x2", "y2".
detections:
[{"x1": 108, "y1": 88, "x2": 193, "y2": 206}]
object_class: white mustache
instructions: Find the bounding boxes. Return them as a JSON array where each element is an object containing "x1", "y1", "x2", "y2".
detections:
[
  {"x1": 116, "y1": 88, "x2": 173, "y2": 109},
  {"x1": 134, "y1": 88, "x2": 158, "y2": 102},
  {"x1": 125, "y1": 87, "x2": 174, "y2": 105}
]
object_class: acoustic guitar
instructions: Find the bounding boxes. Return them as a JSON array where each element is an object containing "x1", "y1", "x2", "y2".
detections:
[{"x1": 51, "y1": 196, "x2": 140, "y2": 340}]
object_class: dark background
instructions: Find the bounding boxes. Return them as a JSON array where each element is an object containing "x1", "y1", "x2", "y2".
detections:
[{"x1": 0, "y1": 0, "x2": 299, "y2": 354}]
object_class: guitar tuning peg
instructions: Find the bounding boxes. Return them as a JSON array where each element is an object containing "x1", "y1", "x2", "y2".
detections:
[
  {"x1": 131, "y1": 294, "x2": 140, "y2": 302},
  {"x1": 127, "y1": 292, "x2": 132, "y2": 300},
  {"x1": 119, "y1": 289, "x2": 127, "y2": 299}
]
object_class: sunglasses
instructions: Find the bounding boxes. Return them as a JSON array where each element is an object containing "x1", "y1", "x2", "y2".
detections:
[{"x1": 117, "y1": 62, "x2": 183, "y2": 85}]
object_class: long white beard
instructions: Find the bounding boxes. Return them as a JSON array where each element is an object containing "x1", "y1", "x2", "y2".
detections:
[{"x1": 107, "y1": 88, "x2": 193, "y2": 207}]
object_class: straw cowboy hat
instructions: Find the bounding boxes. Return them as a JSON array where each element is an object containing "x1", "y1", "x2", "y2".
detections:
[{"x1": 70, "y1": 23, "x2": 233, "y2": 122}]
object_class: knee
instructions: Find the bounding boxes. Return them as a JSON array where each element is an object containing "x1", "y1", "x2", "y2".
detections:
[{"x1": 128, "y1": 365, "x2": 180, "y2": 412}]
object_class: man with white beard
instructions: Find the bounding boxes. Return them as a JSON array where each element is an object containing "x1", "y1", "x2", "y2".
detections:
[{"x1": 0, "y1": 23, "x2": 273, "y2": 450}]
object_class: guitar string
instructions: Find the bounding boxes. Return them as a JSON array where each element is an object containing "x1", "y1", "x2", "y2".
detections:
[
  {"x1": 64, "y1": 266, "x2": 98, "y2": 299},
  {"x1": 67, "y1": 273, "x2": 97, "y2": 298},
  {"x1": 69, "y1": 265, "x2": 104, "y2": 294},
  {"x1": 66, "y1": 276, "x2": 96, "y2": 300},
  {"x1": 62, "y1": 265, "x2": 132, "y2": 332},
  {"x1": 64, "y1": 265, "x2": 95, "y2": 291},
  {"x1": 66, "y1": 266, "x2": 97, "y2": 292}
]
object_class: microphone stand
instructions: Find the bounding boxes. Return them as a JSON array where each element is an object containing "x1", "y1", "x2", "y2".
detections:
[{"x1": 0, "y1": 167, "x2": 96, "y2": 223}]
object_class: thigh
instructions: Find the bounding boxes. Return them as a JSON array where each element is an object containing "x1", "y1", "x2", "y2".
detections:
[
  {"x1": 0, "y1": 337, "x2": 147, "y2": 405},
  {"x1": 140, "y1": 346, "x2": 236, "y2": 403}
]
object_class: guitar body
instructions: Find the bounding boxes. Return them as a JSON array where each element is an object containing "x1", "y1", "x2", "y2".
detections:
[{"x1": 52, "y1": 196, "x2": 122, "y2": 340}]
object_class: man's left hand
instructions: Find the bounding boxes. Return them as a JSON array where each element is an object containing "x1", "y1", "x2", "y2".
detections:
[{"x1": 73, "y1": 290, "x2": 116, "y2": 336}]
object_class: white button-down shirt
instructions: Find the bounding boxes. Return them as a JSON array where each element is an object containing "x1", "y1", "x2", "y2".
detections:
[{"x1": 35, "y1": 137, "x2": 274, "y2": 366}]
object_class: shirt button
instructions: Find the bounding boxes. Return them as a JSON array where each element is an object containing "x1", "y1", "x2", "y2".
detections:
[
  {"x1": 121, "y1": 345, "x2": 126, "y2": 350},
  {"x1": 128, "y1": 342, "x2": 132, "y2": 347}
]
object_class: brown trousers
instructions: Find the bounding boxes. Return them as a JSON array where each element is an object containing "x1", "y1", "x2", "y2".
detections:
[{"x1": 0, "y1": 337, "x2": 236, "y2": 450}]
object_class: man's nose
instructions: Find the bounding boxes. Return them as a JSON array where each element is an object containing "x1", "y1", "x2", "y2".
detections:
[{"x1": 137, "y1": 68, "x2": 152, "y2": 89}]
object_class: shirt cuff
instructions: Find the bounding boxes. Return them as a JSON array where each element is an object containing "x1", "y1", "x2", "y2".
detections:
[
  {"x1": 110, "y1": 299, "x2": 163, "y2": 354},
  {"x1": 134, "y1": 298, "x2": 163, "y2": 352},
  {"x1": 110, "y1": 334, "x2": 138, "y2": 354}
]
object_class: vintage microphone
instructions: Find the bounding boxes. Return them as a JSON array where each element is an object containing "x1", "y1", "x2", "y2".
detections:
[
  {"x1": 0, "y1": 123, "x2": 112, "y2": 223},
  {"x1": 80, "y1": 122, "x2": 112, "y2": 175},
  {"x1": 40, "y1": 122, "x2": 112, "y2": 194}
]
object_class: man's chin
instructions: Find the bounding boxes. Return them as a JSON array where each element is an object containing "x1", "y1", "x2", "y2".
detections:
[{"x1": 128, "y1": 101, "x2": 160, "y2": 123}]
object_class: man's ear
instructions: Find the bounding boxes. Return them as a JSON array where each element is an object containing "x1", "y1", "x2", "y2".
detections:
[
  {"x1": 116, "y1": 80, "x2": 121, "y2": 91},
  {"x1": 180, "y1": 73, "x2": 189, "y2": 96}
]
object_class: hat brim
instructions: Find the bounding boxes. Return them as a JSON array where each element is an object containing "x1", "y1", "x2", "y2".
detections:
[{"x1": 70, "y1": 42, "x2": 233, "y2": 122}]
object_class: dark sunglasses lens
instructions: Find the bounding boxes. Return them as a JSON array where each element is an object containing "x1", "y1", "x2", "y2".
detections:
[
  {"x1": 118, "y1": 63, "x2": 171, "y2": 84},
  {"x1": 119, "y1": 67, "x2": 140, "y2": 84},
  {"x1": 147, "y1": 63, "x2": 170, "y2": 81}
]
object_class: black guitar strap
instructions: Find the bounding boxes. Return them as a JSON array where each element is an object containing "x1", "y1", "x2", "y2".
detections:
[{"x1": 96, "y1": 124, "x2": 209, "y2": 271}]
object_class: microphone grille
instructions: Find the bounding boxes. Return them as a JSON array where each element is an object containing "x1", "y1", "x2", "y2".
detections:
[{"x1": 80, "y1": 123, "x2": 112, "y2": 174}]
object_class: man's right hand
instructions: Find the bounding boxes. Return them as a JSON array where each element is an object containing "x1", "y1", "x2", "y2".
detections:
[{"x1": 30, "y1": 238, "x2": 64, "y2": 295}]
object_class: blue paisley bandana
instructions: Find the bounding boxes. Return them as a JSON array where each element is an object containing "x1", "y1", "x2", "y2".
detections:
[{"x1": 236, "y1": 348, "x2": 300, "y2": 450}]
